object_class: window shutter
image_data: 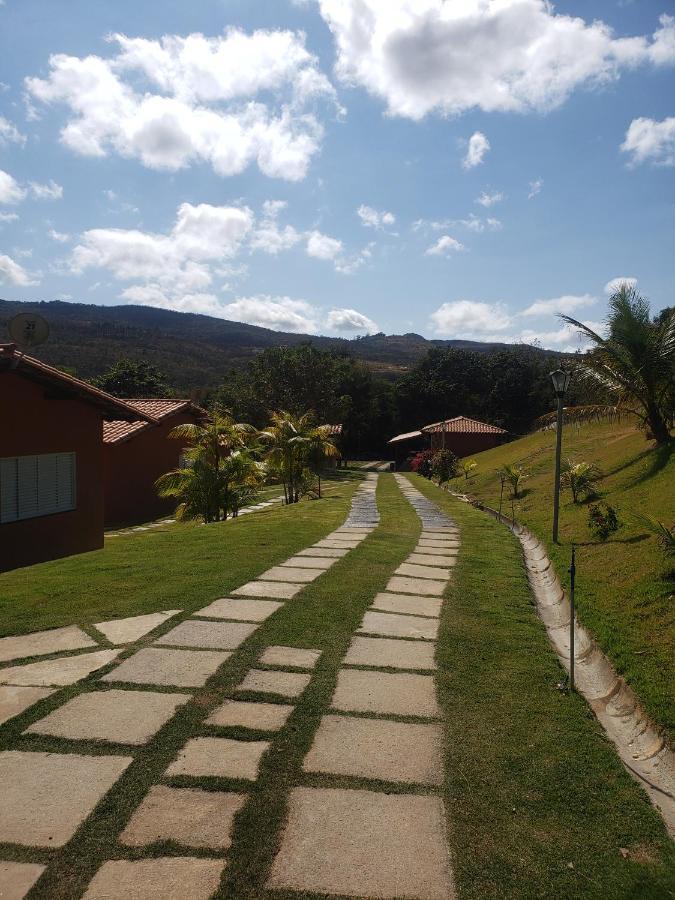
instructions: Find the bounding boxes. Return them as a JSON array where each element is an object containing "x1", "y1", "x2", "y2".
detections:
[
  {"x1": 0, "y1": 458, "x2": 18, "y2": 523},
  {"x1": 17, "y1": 457, "x2": 39, "y2": 520},
  {"x1": 0, "y1": 453, "x2": 76, "y2": 523},
  {"x1": 55, "y1": 453, "x2": 76, "y2": 512}
]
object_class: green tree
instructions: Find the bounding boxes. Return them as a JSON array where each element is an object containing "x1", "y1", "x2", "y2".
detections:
[
  {"x1": 560, "y1": 460, "x2": 602, "y2": 503},
  {"x1": 430, "y1": 449, "x2": 459, "y2": 487},
  {"x1": 306, "y1": 425, "x2": 340, "y2": 498},
  {"x1": 93, "y1": 359, "x2": 172, "y2": 398},
  {"x1": 498, "y1": 463, "x2": 527, "y2": 498},
  {"x1": 260, "y1": 411, "x2": 337, "y2": 504},
  {"x1": 561, "y1": 286, "x2": 674, "y2": 445}
]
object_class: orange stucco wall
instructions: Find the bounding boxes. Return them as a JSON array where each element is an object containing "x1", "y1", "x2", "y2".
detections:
[
  {"x1": 103, "y1": 412, "x2": 196, "y2": 526},
  {"x1": 429, "y1": 431, "x2": 503, "y2": 457},
  {"x1": 0, "y1": 371, "x2": 104, "y2": 573}
]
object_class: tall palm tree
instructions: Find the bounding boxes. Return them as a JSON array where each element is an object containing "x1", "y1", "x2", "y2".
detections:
[
  {"x1": 560, "y1": 286, "x2": 674, "y2": 445},
  {"x1": 260, "y1": 411, "x2": 337, "y2": 503},
  {"x1": 306, "y1": 425, "x2": 340, "y2": 498},
  {"x1": 155, "y1": 414, "x2": 258, "y2": 522}
]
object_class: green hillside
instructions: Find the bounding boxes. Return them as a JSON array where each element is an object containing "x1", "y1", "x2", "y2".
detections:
[{"x1": 459, "y1": 423, "x2": 674, "y2": 739}]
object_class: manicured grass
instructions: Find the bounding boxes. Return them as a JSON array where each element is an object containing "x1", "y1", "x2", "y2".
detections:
[
  {"x1": 454, "y1": 423, "x2": 674, "y2": 740},
  {"x1": 410, "y1": 474, "x2": 675, "y2": 899},
  {"x1": 0, "y1": 473, "x2": 361, "y2": 638}
]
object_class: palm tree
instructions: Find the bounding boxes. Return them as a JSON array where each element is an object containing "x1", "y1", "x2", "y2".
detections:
[
  {"x1": 260, "y1": 411, "x2": 338, "y2": 503},
  {"x1": 155, "y1": 414, "x2": 258, "y2": 522},
  {"x1": 305, "y1": 425, "x2": 340, "y2": 498},
  {"x1": 497, "y1": 463, "x2": 527, "y2": 498},
  {"x1": 560, "y1": 286, "x2": 674, "y2": 445},
  {"x1": 560, "y1": 459, "x2": 601, "y2": 503}
]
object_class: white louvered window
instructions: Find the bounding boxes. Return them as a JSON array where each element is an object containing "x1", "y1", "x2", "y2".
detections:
[{"x1": 0, "y1": 453, "x2": 76, "y2": 523}]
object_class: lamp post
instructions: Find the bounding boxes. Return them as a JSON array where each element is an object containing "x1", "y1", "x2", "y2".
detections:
[{"x1": 550, "y1": 367, "x2": 571, "y2": 543}]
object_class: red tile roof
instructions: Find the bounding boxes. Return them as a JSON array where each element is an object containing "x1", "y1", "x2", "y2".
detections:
[
  {"x1": 103, "y1": 398, "x2": 206, "y2": 445},
  {"x1": 0, "y1": 344, "x2": 157, "y2": 422},
  {"x1": 422, "y1": 416, "x2": 507, "y2": 435}
]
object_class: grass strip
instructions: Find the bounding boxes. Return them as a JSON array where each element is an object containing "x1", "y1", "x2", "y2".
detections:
[{"x1": 409, "y1": 473, "x2": 675, "y2": 899}]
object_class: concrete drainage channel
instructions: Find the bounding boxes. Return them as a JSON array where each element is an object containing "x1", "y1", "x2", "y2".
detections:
[{"x1": 449, "y1": 490, "x2": 675, "y2": 837}]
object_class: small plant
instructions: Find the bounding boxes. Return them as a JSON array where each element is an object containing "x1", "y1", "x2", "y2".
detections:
[
  {"x1": 633, "y1": 513, "x2": 675, "y2": 555},
  {"x1": 430, "y1": 449, "x2": 459, "y2": 486},
  {"x1": 588, "y1": 502, "x2": 621, "y2": 541},
  {"x1": 560, "y1": 459, "x2": 602, "y2": 503},
  {"x1": 498, "y1": 463, "x2": 527, "y2": 498},
  {"x1": 458, "y1": 460, "x2": 477, "y2": 480},
  {"x1": 410, "y1": 449, "x2": 435, "y2": 479}
]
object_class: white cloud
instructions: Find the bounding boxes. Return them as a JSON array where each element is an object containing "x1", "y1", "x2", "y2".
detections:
[
  {"x1": 520, "y1": 294, "x2": 596, "y2": 316},
  {"x1": 306, "y1": 229, "x2": 343, "y2": 260},
  {"x1": 456, "y1": 214, "x2": 501, "y2": 233},
  {"x1": 519, "y1": 322, "x2": 605, "y2": 349},
  {"x1": 30, "y1": 180, "x2": 63, "y2": 200},
  {"x1": 430, "y1": 300, "x2": 511, "y2": 336},
  {"x1": 26, "y1": 28, "x2": 337, "y2": 181},
  {"x1": 621, "y1": 116, "x2": 675, "y2": 166},
  {"x1": 48, "y1": 228, "x2": 71, "y2": 242},
  {"x1": 0, "y1": 116, "x2": 25, "y2": 145},
  {"x1": 476, "y1": 191, "x2": 503, "y2": 207},
  {"x1": 249, "y1": 200, "x2": 302, "y2": 254},
  {"x1": 528, "y1": 178, "x2": 544, "y2": 199},
  {"x1": 0, "y1": 169, "x2": 26, "y2": 204},
  {"x1": 0, "y1": 253, "x2": 37, "y2": 286},
  {"x1": 222, "y1": 295, "x2": 319, "y2": 332},
  {"x1": 463, "y1": 132, "x2": 489, "y2": 169},
  {"x1": 327, "y1": 307, "x2": 378, "y2": 333},
  {"x1": 0, "y1": 211, "x2": 18, "y2": 223},
  {"x1": 357, "y1": 204, "x2": 395, "y2": 229},
  {"x1": 317, "y1": 2, "x2": 675, "y2": 120},
  {"x1": 425, "y1": 235, "x2": 465, "y2": 256},
  {"x1": 604, "y1": 276, "x2": 637, "y2": 295}
]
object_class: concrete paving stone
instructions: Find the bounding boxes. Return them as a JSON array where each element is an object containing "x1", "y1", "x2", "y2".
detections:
[
  {"x1": 0, "y1": 626, "x2": 97, "y2": 664},
  {"x1": 332, "y1": 669, "x2": 440, "y2": 718},
  {"x1": 102, "y1": 648, "x2": 229, "y2": 688},
  {"x1": 281, "y1": 556, "x2": 335, "y2": 570},
  {"x1": 165, "y1": 736, "x2": 269, "y2": 781},
  {"x1": 25, "y1": 689, "x2": 189, "y2": 745},
  {"x1": 92, "y1": 611, "x2": 181, "y2": 644},
  {"x1": 236, "y1": 669, "x2": 311, "y2": 698},
  {"x1": 120, "y1": 784, "x2": 246, "y2": 850},
  {"x1": 395, "y1": 563, "x2": 451, "y2": 581},
  {"x1": 0, "y1": 650, "x2": 122, "y2": 688},
  {"x1": 295, "y1": 547, "x2": 348, "y2": 558},
  {"x1": 258, "y1": 566, "x2": 323, "y2": 583},
  {"x1": 267, "y1": 787, "x2": 453, "y2": 899},
  {"x1": 344, "y1": 636, "x2": 436, "y2": 671},
  {"x1": 407, "y1": 553, "x2": 457, "y2": 567},
  {"x1": 194, "y1": 597, "x2": 282, "y2": 622},
  {"x1": 333, "y1": 529, "x2": 372, "y2": 536},
  {"x1": 0, "y1": 861, "x2": 46, "y2": 899},
  {"x1": 232, "y1": 581, "x2": 303, "y2": 599},
  {"x1": 206, "y1": 700, "x2": 292, "y2": 731},
  {"x1": 0, "y1": 685, "x2": 54, "y2": 726},
  {"x1": 421, "y1": 527, "x2": 458, "y2": 534},
  {"x1": 82, "y1": 858, "x2": 225, "y2": 900},
  {"x1": 259, "y1": 646, "x2": 321, "y2": 669},
  {"x1": 313, "y1": 539, "x2": 360, "y2": 549},
  {"x1": 304, "y1": 715, "x2": 444, "y2": 785},
  {"x1": 371, "y1": 593, "x2": 442, "y2": 618},
  {"x1": 418, "y1": 539, "x2": 460, "y2": 549},
  {"x1": 359, "y1": 611, "x2": 439, "y2": 641},
  {"x1": 385, "y1": 576, "x2": 446, "y2": 597},
  {"x1": 0, "y1": 750, "x2": 132, "y2": 847},
  {"x1": 157, "y1": 620, "x2": 257, "y2": 651},
  {"x1": 415, "y1": 545, "x2": 459, "y2": 557}
]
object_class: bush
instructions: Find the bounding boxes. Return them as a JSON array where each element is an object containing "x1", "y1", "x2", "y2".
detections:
[
  {"x1": 498, "y1": 463, "x2": 527, "y2": 498},
  {"x1": 588, "y1": 502, "x2": 621, "y2": 541},
  {"x1": 430, "y1": 449, "x2": 459, "y2": 486},
  {"x1": 410, "y1": 449, "x2": 435, "y2": 478},
  {"x1": 560, "y1": 459, "x2": 602, "y2": 503}
]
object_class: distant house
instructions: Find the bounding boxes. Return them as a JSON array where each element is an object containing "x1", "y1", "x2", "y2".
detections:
[
  {"x1": 389, "y1": 416, "x2": 507, "y2": 469},
  {"x1": 103, "y1": 399, "x2": 206, "y2": 527},
  {"x1": 0, "y1": 344, "x2": 155, "y2": 573}
]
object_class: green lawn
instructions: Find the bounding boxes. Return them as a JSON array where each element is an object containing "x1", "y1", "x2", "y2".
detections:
[
  {"x1": 1, "y1": 471, "x2": 673, "y2": 897},
  {"x1": 455, "y1": 423, "x2": 674, "y2": 740}
]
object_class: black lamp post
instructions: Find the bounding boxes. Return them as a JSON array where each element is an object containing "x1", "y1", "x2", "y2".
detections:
[{"x1": 550, "y1": 367, "x2": 571, "y2": 543}]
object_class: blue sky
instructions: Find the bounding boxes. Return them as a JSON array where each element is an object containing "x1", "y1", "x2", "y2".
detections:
[{"x1": 0, "y1": 0, "x2": 673, "y2": 350}]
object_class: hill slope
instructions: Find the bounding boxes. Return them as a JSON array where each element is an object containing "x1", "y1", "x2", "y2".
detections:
[
  {"x1": 0, "y1": 298, "x2": 544, "y2": 391},
  {"x1": 459, "y1": 423, "x2": 674, "y2": 739}
]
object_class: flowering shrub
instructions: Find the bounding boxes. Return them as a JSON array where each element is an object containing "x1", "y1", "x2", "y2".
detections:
[
  {"x1": 410, "y1": 449, "x2": 435, "y2": 478},
  {"x1": 430, "y1": 449, "x2": 459, "y2": 486},
  {"x1": 588, "y1": 502, "x2": 621, "y2": 541}
]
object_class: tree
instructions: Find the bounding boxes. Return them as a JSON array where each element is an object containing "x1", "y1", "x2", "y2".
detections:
[
  {"x1": 560, "y1": 460, "x2": 602, "y2": 503},
  {"x1": 155, "y1": 415, "x2": 259, "y2": 522},
  {"x1": 93, "y1": 359, "x2": 172, "y2": 398},
  {"x1": 560, "y1": 286, "x2": 674, "y2": 445},
  {"x1": 430, "y1": 449, "x2": 459, "y2": 487},
  {"x1": 259, "y1": 411, "x2": 336, "y2": 504},
  {"x1": 458, "y1": 460, "x2": 477, "y2": 480},
  {"x1": 305, "y1": 426, "x2": 340, "y2": 498},
  {"x1": 498, "y1": 463, "x2": 527, "y2": 498}
]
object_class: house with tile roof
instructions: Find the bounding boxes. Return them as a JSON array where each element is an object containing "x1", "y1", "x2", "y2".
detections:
[
  {"x1": 388, "y1": 416, "x2": 507, "y2": 469},
  {"x1": 0, "y1": 343, "x2": 156, "y2": 572},
  {"x1": 103, "y1": 398, "x2": 207, "y2": 527}
]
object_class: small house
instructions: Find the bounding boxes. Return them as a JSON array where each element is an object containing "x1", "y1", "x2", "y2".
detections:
[{"x1": 389, "y1": 416, "x2": 507, "y2": 469}]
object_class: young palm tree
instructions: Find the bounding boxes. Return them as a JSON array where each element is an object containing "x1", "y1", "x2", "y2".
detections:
[
  {"x1": 305, "y1": 425, "x2": 340, "y2": 498},
  {"x1": 497, "y1": 463, "x2": 527, "y2": 498},
  {"x1": 260, "y1": 411, "x2": 338, "y2": 503},
  {"x1": 560, "y1": 459, "x2": 602, "y2": 503},
  {"x1": 155, "y1": 414, "x2": 258, "y2": 522},
  {"x1": 560, "y1": 286, "x2": 674, "y2": 444}
]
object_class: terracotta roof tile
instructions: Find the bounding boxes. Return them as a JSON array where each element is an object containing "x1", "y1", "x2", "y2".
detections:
[
  {"x1": 103, "y1": 398, "x2": 206, "y2": 445},
  {"x1": 124, "y1": 398, "x2": 192, "y2": 419},
  {"x1": 422, "y1": 416, "x2": 507, "y2": 435}
]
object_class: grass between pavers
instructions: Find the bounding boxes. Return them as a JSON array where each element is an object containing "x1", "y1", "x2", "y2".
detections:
[
  {"x1": 0, "y1": 474, "x2": 421, "y2": 899},
  {"x1": 409, "y1": 473, "x2": 675, "y2": 899},
  {"x1": 457, "y1": 423, "x2": 674, "y2": 740},
  {"x1": 0, "y1": 473, "x2": 362, "y2": 638}
]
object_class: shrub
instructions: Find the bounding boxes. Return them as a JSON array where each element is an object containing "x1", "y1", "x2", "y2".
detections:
[
  {"x1": 430, "y1": 449, "x2": 459, "y2": 486},
  {"x1": 560, "y1": 459, "x2": 602, "y2": 503},
  {"x1": 588, "y1": 502, "x2": 621, "y2": 541},
  {"x1": 459, "y1": 460, "x2": 477, "y2": 480},
  {"x1": 498, "y1": 463, "x2": 527, "y2": 498},
  {"x1": 410, "y1": 449, "x2": 435, "y2": 478},
  {"x1": 633, "y1": 513, "x2": 675, "y2": 555}
]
